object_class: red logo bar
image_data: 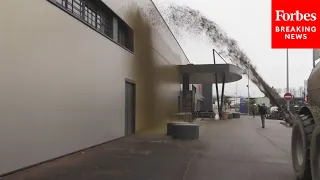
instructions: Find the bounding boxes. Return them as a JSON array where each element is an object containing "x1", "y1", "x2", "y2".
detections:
[{"x1": 271, "y1": 0, "x2": 320, "y2": 48}]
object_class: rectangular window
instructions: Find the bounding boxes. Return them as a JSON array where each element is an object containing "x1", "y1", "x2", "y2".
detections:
[
  {"x1": 118, "y1": 28, "x2": 126, "y2": 47},
  {"x1": 118, "y1": 20, "x2": 134, "y2": 52},
  {"x1": 49, "y1": 0, "x2": 133, "y2": 52},
  {"x1": 73, "y1": 0, "x2": 81, "y2": 17},
  {"x1": 53, "y1": 0, "x2": 112, "y2": 38}
]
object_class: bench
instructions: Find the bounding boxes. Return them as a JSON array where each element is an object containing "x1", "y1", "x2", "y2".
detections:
[
  {"x1": 166, "y1": 121, "x2": 190, "y2": 136},
  {"x1": 198, "y1": 111, "x2": 215, "y2": 120},
  {"x1": 170, "y1": 112, "x2": 193, "y2": 122},
  {"x1": 232, "y1": 113, "x2": 240, "y2": 118},
  {"x1": 171, "y1": 123, "x2": 200, "y2": 140}
]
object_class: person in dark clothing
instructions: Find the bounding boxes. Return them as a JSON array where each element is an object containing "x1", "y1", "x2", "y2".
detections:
[
  {"x1": 258, "y1": 103, "x2": 267, "y2": 128},
  {"x1": 251, "y1": 105, "x2": 256, "y2": 118}
]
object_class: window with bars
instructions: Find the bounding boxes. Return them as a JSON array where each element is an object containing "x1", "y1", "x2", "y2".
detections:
[
  {"x1": 55, "y1": 0, "x2": 82, "y2": 18},
  {"x1": 49, "y1": 0, "x2": 134, "y2": 52},
  {"x1": 53, "y1": 0, "x2": 112, "y2": 39},
  {"x1": 118, "y1": 20, "x2": 134, "y2": 52}
]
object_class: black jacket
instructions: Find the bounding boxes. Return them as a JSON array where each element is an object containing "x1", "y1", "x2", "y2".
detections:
[{"x1": 258, "y1": 105, "x2": 267, "y2": 115}]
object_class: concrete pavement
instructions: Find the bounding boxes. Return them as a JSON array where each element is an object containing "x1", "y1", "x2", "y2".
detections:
[
  {"x1": 186, "y1": 116, "x2": 294, "y2": 180},
  {"x1": 3, "y1": 116, "x2": 294, "y2": 180}
]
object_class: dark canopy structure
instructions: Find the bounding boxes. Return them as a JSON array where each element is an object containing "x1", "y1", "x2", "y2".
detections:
[
  {"x1": 178, "y1": 63, "x2": 243, "y2": 118},
  {"x1": 178, "y1": 64, "x2": 242, "y2": 84}
]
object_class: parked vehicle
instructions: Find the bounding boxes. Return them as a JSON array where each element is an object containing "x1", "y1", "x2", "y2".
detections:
[
  {"x1": 265, "y1": 106, "x2": 285, "y2": 120},
  {"x1": 291, "y1": 61, "x2": 320, "y2": 180}
]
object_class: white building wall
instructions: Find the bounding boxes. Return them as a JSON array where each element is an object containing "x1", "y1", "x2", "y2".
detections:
[
  {"x1": 0, "y1": 0, "x2": 189, "y2": 175},
  {"x1": 101, "y1": 0, "x2": 190, "y2": 65}
]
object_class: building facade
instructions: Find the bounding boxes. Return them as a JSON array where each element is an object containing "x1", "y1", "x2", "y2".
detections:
[
  {"x1": 194, "y1": 84, "x2": 204, "y2": 111},
  {"x1": 0, "y1": 0, "x2": 189, "y2": 175}
]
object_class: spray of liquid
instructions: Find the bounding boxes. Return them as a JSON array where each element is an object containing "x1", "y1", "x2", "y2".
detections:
[
  {"x1": 120, "y1": 3, "x2": 182, "y2": 132},
  {"x1": 156, "y1": 5, "x2": 286, "y2": 108},
  {"x1": 121, "y1": 2, "x2": 289, "y2": 120}
]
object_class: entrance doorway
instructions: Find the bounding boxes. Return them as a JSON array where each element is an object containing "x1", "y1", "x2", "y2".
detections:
[{"x1": 125, "y1": 81, "x2": 136, "y2": 135}]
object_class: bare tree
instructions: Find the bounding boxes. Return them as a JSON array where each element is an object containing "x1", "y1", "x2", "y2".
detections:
[
  {"x1": 275, "y1": 88, "x2": 282, "y2": 95},
  {"x1": 298, "y1": 86, "x2": 304, "y2": 97},
  {"x1": 290, "y1": 88, "x2": 297, "y2": 97}
]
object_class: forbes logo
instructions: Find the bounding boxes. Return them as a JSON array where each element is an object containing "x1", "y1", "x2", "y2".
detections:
[{"x1": 275, "y1": 10, "x2": 317, "y2": 21}]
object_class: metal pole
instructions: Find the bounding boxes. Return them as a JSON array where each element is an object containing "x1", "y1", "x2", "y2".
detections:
[
  {"x1": 313, "y1": 59, "x2": 315, "y2": 68},
  {"x1": 213, "y1": 49, "x2": 220, "y2": 117},
  {"x1": 313, "y1": 49, "x2": 316, "y2": 68},
  {"x1": 247, "y1": 68, "x2": 250, "y2": 115},
  {"x1": 286, "y1": 49, "x2": 290, "y2": 111},
  {"x1": 236, "y1": 82, "x2": 238, "y2": 97},
  {"x1": 234, "y1": 93, "x2": 236, "y2": 108},
  {"x1": 303, "y1": 80, "x2": 306, "y2": 104},
  {"x1": 220, "y1": 74, "x2": 226, "y2": 115}
]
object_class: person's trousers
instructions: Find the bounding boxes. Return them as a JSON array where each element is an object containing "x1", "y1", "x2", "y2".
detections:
[{"x1": 260, "y1": 115, "x2": 265, "y2": 128}]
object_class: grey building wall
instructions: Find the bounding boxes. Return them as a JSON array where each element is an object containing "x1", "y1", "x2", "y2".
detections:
[
  {"x1": 201, "y1": 84, "x2": 213, "y2": 111},
  {"x1": 0, "y1": 0, "x2": 189, "y2": 175}
]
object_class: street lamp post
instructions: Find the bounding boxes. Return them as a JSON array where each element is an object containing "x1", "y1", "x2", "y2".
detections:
[
  {"x1": 286, "y1": 49, "x2": 290, "y2": 111},
  {"x1": 247, "y1": 68, "x2": 250, "y2": 115},
  {"x1": 235, "y1": 82, "x2": 238, "y2": 107}
]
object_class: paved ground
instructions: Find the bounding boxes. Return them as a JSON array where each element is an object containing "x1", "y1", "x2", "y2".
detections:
[
  {"x1": 3, "y1": 116, "x2": 294, "y2": 180},
  {"x1": 186, "y1": 117, "x2": 294, "y2": 180}
]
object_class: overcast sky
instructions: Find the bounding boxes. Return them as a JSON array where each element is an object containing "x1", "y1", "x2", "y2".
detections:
[{"x1": 154, "y1": 0, "x2": 313, "y2": 98}]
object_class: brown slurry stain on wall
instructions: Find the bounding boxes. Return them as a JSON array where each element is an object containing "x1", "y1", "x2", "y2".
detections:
[
  {"x1": 128, "y1": 7, "x2": 180, "y2": 133},
  {"x1": 132, "y1": 10, "x2": 156, "y2": 132},
  {"x1": 153, "y1": 64, "x2": 180, "y2": 129}
]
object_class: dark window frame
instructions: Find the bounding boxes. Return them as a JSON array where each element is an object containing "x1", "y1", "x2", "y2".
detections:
[
  {"x1": 118, "y1": 19, "x2": 134, "y2": 52},
  {"x1": 48, "y1": 0, "x2": 134, "y2": 53}
]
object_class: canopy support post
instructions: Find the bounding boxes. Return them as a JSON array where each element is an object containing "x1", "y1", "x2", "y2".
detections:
[{"x1": 219, "y1": 73, "x2": 226, "y2": 118}]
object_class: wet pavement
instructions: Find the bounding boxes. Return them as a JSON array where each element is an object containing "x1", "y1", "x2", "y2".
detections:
[
  {"x1": 186, "y1": 116, "x2": 294, "y2": 180},
  {"x1": 2, "y1": 116, "x2": 294, "y2": 180}
]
